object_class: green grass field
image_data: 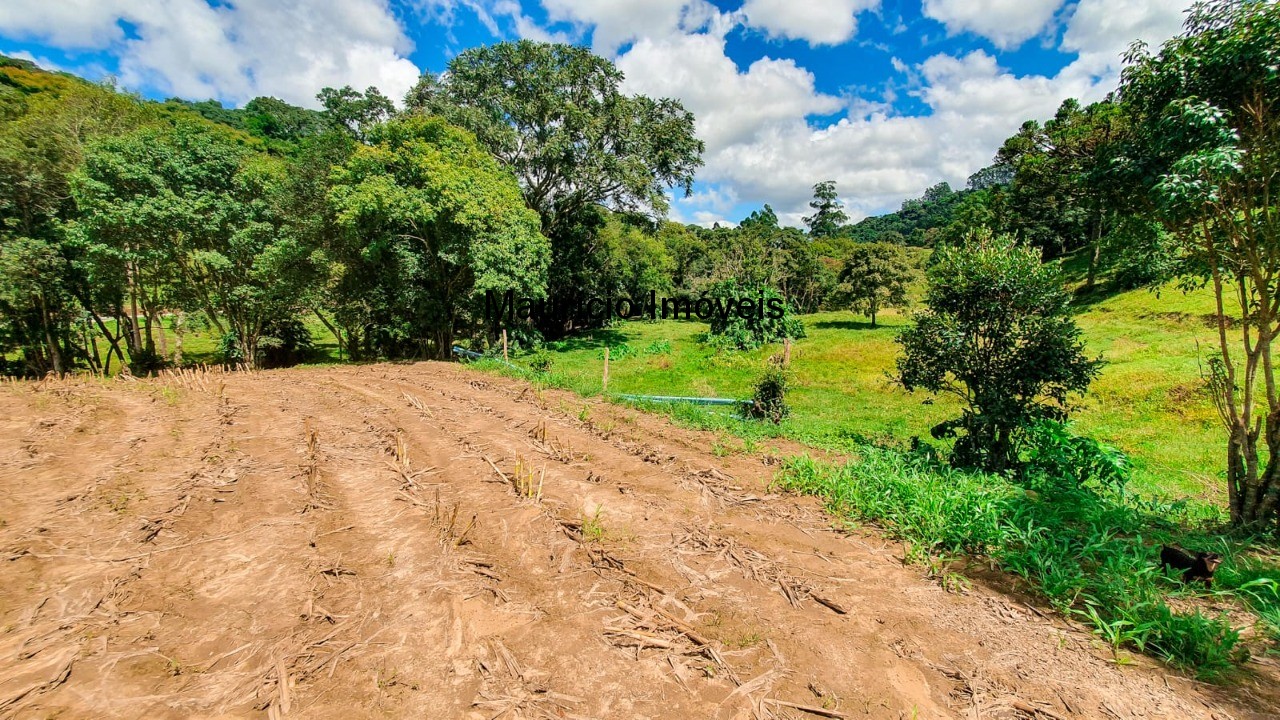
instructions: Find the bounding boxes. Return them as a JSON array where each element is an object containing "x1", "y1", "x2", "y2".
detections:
[{"x1": 491, "y1": 276, "x2": 1227, "y2": 505}]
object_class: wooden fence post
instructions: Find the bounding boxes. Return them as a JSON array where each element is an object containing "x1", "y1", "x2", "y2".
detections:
[
  {"x1": 603, "y1": 347, "x2": 610, "y2": 393},
  {"x1": 502, "y1": 329, "x2": 508, "y2": 363}
]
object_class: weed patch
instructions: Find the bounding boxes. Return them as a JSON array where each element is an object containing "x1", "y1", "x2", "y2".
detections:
[{"x1": 774, "y1": 448, "x2": 1274, "y2": 678}]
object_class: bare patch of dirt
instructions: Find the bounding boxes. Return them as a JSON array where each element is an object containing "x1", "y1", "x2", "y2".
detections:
[{"x1": 0, "y1": 363, "x2": 1275, "y2": 719}]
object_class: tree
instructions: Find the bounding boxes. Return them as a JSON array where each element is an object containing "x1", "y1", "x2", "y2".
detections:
[
  {"x1": 317, "y1": 85, "x2": 394, "y2": 141},
  {"x1": 405, "y1": 40, "x2": 703, "y2": 335},
  {"x1": 73, "y1": 120, "x2": 311, "y2": 368},
  {"x1": 596, "y1": 214, "x2": 674, "y2": 301},
  {"x1": 896, "y1": 232, "x2": 1102, "y2": 472},
  {"x1": 804, "y1": 180, "x2": 848, "y2": 237},
  {"x1": 996, "y1": 99, "x2": 1132, "y2": 284},
  {"x1": 1118, "y1": 0, "x2": 1280, "y2": 525},
  {"x1": 0, "y1": 78, "x2": 146, "y2": 374},
  {"x1": 838, "y1": 242, "x2": 911, "y2": 326},
  {"x1": 327, "y1": 116, "x2": 548, "y2": 359}
]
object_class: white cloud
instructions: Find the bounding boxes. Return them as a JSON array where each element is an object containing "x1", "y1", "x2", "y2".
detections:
[
  {"x1": 619, "y1": 36, "x2": 1120, "y2": 223},
  {"x1": 1063, "y1": 0, "x2": 1188, "y2": 71},
  {"x1": 741, "y1": 0, "x2": 880, "y2": 46},
  {"x1": 0, "y1": 0, "x2": 421, "y2": 108},
  {"x1": 923, "y1": 0, "x2": 1065, "y2": 49},
  {"x1": 619, "y1": 33, "x2": 842, "y2": 151},
  {"x1": 536, "y1": 0, "x2": 726, "y2": 55}
]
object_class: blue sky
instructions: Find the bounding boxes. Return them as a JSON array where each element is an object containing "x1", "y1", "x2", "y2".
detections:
[{"x1": 0, "y1": 0, "x2": 1191, "y2": 226}]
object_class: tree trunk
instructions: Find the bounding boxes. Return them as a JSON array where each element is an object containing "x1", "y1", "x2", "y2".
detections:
[
  {"x1": 127, "y1": 260, "x2": 142, "y2": 353},
  {"x1": 38, "y1": 293, "x2": 64, "y2": 376},
  {"x1": 1085, "y1": 213, "x2": 1104, "y2": 290},
  {"x1": 156, "y1": 312, "x2": 169, "y2": 359},
  {"x1": 173, "y1": 311, "x2": 185, "y2": 366}
]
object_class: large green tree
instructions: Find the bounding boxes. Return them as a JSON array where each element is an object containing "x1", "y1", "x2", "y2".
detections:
[
  {"x1": 0, "y1": 77, "x2": 145, "y2": 374},
  {"x1": 73, "y1": 121, "x2": 310, "y2": 368},
  {"x1": 897, "y1": 232, "x2": 1102, "y2": 472},
  {"x1": 1119, "y1": 0, "x2": 1280, "y2": 525},
  {"x1": 327, "y1": 116, "x2": 548, "y2": 359},
  {"x1": 804, "y1": 180, "x2": 848, "y2": 238},
  {"x1": 838, "y1": 242, "x2": 912, "y2": 326},
  {"x1": 405, "y1": 40, "x2": 702, "y2": 334},
  {"x1": 997, "y1": 99, "x2": 1133, "y2": 284}
]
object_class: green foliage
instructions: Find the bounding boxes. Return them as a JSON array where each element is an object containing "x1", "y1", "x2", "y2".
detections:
[
  {"x1": 703, "y1": 279, "x2": 805, "y2": 351},
  {"x1": 1021, "y1": 419, "x2": 1131, "y2": 492},
  {"x1": 327, "y1": 115, "x2": 548, "y2": 359},
  {"x1": 803, "y1": 181, "x2": 848, "y2": 238},
  {"x1": 529, "y1": 351, "x2": 554, "y2": 374},
  {"x1": 775, "y1": 449, "x2": 1256, "y2": 677},
  {"x1": 406, "y1": 40, "x2": 703, "y2": 337},
  {"x1": 837, "y1": 242, "x2": 912, "y2": 326},
  {"x1": 897, "y1": 232, "x2": 1103, "y2": 471},
  {"x1": 72, "y1": 120, "x2": 307, "y2": 369},
  {"x1": 258, "y1": 317, "x2": 313, "y2": 368},
  {"x1": 1119, "y1": 0, "x2": 1280, "y2": 526},
  {"x1": 745, "y1": 361, "x2": 790, "y2": 424},
  {"x1": 843, "y1": 182, "x2": 967, "y2": 247},
  {"x1": 217, "y1": 331, "x2": 244, "y2": 366},
  {"x1": 316, "y1": 85, "x2": 393, "y2": 141},
  {"x1": 407, "y1": 41, "x2": 703, "y2": 232},
  {"x1": 597, "y1": 343, "x2": 636, "y2": 360}
]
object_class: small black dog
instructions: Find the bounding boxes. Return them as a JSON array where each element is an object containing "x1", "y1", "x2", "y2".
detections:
[{"x1": 1160, "y1": 545, "x2": 1222, "y2": 588}]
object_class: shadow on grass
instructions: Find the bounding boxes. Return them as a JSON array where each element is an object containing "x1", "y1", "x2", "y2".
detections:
[
  {"x1": 543, "y1": 327, "x2": 631, "y2": 353},
  {"x1": 812, "y1": 319, "x2": 884, "y2": 331}
]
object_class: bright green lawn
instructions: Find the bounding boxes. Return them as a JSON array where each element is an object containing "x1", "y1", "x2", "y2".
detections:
[{"x1": 501, "y1": 279, "x2": 1228, "y2": 504}]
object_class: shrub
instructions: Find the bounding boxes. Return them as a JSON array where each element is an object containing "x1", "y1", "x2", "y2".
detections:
[
  {"x1": 597, "y1": 343, "x2": 635, "y2": 360},
  {"x1": 217, "y1": 332, "x2": 245, "y2": 366},
  {"x1": 897, "y1": 231, "x2": 1103, "y2": 472},
  {"x1": 529, "y1": 351, "x2": 554, "y2": 374},
  {"x1": 703, "y1": 279, "x2": 804, "y2": 351},
  {"x1": 745, "y1": 361, "x2": 790, "y2": 424},
  {"x1": 258, "y1": 318, "x2": 313, "y2": 368},
  {"x1": 1021, "y1": 418, "x2": 1130, "y2": 492}
]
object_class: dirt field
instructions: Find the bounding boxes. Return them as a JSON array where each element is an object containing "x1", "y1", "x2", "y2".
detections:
[{"x1": 0, "y1": 363, "x2": 1276, "y2": 719}]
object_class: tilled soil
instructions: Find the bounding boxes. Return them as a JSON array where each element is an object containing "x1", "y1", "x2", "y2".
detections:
[{"x1": 0, "y1": 363, "x2": 1275, "y2": 719}]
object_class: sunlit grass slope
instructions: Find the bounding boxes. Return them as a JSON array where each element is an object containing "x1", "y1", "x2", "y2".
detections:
[{"x1": 510, "y1": 278, "x2": 1227, "y2": 503}]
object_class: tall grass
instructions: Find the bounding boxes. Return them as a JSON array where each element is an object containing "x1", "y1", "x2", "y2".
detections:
[{"x1": 774, "y1": 448, "x2": 1276, "y2": 678}]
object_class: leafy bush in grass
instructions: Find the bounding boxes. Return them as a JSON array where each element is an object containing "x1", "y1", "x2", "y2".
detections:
[
  {"x1": 702, "y1": 279, "x2": 805, "y2": 351},
  {"x1": 775, "y1": 447, "x2": 1258, "y2": 678},
  {"x1": 745, "y1": 362, "x2": 790, "y2": 424},
  {"x1": 1021, "y1": 418, "x2": 1130, "y2": 492},
  {"x1": 596, "y1": 342, "x2": 635, "y2": 360},
  {"x1": 529, "y1": 351, "x2": 553, "y2": 374}
]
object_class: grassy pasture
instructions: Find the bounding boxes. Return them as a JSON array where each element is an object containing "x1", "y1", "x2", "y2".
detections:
[{"x1": 498, "y1": 278, "x2": 1226, "y2": 504}]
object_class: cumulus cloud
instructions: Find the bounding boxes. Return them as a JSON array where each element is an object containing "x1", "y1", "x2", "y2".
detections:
[
  {"x1": 0, "y1": 0, "x2": 421, "y2": 108},
  {"x1": 741, "y1": 0, "x2": 880, "y2": 46},
  {"x1": 616, "y1": 0, "x2": 1192, "y2": 224},
  {"x1": 1063, "y1": 0, "x2": 1188, "y2": 71},
  {"x1": 617, "y1": 30, "x2": 1179, "y2": 224},
  {"x1": 536, "y1": 0, "x2": 725, "y2": 55},
  {"x1": 922, "y1": 0, "x2": 1065, "y2": 49},
  {"x1": 619, "y1": 33, "x2": 843, "y2": 151}
]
